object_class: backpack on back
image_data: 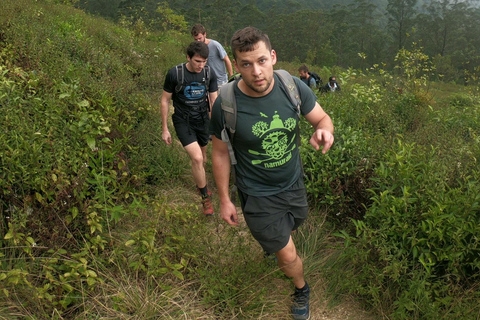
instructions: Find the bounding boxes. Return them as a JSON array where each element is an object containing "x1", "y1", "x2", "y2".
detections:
[
  {"x1": 175, "y1": 63, "x2": 211, "y2": 94},
  {"x1": 308, "y1": 71, "x2": 322, "y2": 87}
]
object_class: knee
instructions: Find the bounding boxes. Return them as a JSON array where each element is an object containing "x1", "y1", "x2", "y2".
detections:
[
  {"x1": 191, "y1": 154, "x2": 204, "y2": 167},
  {"x1": 277, "y1": 249, "x2": 298, "y2": 266}
]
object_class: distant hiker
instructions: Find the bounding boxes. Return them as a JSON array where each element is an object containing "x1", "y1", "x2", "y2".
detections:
[
  {"x1": 320, "y1": 75, "x2": 341, "y2": 93},
  {"x1": 209, "y1": 27, "x2": 334, "y2": 320},
  {"x1": 191, "y1": 24, "x2": 234, "y2": 87},
  {"x1": 161, "y1": 41, "x2": 218, "y2": 216},
  {"x1": 298, "y1": 64, "x2": 318, "y2": 89}
]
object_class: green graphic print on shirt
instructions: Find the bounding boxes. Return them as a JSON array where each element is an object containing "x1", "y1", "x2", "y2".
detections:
[
  {"x1": 249, "y1": 111, "x2": 297, "y2": 167},
  {"x1": 209, "y1": 73, "x2": 317, "y2": 196}
]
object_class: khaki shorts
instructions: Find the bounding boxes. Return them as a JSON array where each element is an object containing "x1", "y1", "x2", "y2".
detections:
[{"x1": 238, "y1": 178, "x2": 308, "y2": 254}]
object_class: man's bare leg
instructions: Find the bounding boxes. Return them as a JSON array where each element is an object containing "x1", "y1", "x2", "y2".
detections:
[{"x1": 276, "y1": 236, "x2": 305, "y2": 289}]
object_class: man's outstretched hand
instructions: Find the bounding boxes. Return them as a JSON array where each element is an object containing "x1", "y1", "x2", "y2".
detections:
[{"x1": 310, "y1": 129, "x2": 334, "y2": 154}]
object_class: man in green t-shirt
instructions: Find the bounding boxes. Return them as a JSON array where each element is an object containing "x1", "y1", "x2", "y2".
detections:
[{"x1": 209, "y1": 27, "x2": 334, "y2": 320}]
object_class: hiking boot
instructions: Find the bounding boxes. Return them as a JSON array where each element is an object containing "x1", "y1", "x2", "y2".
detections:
[
  {"x1": 201, "y1": 191, "x2": 214, "y2": 216},
  {"x1": 291, "y1": 282, "x2": 310, "y2": 320}
]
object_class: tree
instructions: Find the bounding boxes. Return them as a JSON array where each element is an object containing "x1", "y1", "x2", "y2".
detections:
[
  {"x1": 265, "y1": 10, "x2": 326, "y2": 64},
  {"x1": 387, "y1": 0, "x2": 418, "y2": 51},
  {"x1": 77, "y1": 0, "x2": 123, "y2": 20},
  {"x1": 350, "y1": 0, "x2": 387, "y2": 68}
]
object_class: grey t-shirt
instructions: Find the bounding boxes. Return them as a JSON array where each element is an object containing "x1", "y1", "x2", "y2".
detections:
[
  {"x1": 210, "y1": 74, "x2": 317, "y2": 196},
  {"x1": 207, "y1": 39, "x2": 228, "y2": 85}
]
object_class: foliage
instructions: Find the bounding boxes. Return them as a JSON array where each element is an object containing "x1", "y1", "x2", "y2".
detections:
[
  {"x1": 0, "y1": 0, "x2": 189, "y2": 317},
  {"x1": 334, "y1": 140, "x2": 480, "y2": 319},
  {"x1": 281, "y1": 37, "x2": 473, "y2": 318},
  {"x1": 300, "y1": 116, "x2": 373, "y2": 226},
  {"x1": 300, "y1": 43, "x2": 480, "y2": 318},
  {"x1": 74, "y1": 0, "x2": 480, "y2": 85},
  {"x1": 394, "y1": 43, "x2": 436, "y2": 94}
]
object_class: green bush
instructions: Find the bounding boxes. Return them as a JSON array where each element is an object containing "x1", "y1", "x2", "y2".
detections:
[
  {"x1": 335, "y1": 139, "x2": 480, "y2": 319},
  {"x1": 300, "y1": 117, "x2": 374, "y2": 225},
  {"x1": 0, "y1": 0, "x2": 191, "y2": 316},
  {"x1": 307, "y1": 55, "x2": 480, "y2": 319},
  {"x1": 129, "y1": 110, "x2": 191, "y2": 188}
]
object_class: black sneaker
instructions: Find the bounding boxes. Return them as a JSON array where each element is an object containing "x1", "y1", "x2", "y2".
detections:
[{"x1": 291, "y1": 282, "x2": 310, "y2": 320}]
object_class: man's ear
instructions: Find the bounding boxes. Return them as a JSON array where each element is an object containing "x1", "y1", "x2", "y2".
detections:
[{"x1": 271, "y1": 50, "x2": 277, "y2": 66}]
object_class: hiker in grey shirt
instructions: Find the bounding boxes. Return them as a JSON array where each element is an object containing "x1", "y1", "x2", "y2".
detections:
[{"x1": 191, "y1": 24, "x2": 234, "y2": 86}]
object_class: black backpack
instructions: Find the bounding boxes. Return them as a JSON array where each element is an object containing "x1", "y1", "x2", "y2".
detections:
[
  {"x1": 174, "y1": 63, "x2": 211, "y2": 93},
  {"x1": 308, "y1": 71, "x2": 322, "y2": 86}
]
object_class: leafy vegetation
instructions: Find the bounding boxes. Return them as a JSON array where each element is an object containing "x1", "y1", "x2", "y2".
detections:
[
  {"x1": 1, "y1": 0, "x2": 480, "y2": 319},
  {"x1": 298, "y1": 50, "x2": 480, "y2": 318},
  {"x1": 77, "y1": 0, "x2": 480, "y2": 85}
]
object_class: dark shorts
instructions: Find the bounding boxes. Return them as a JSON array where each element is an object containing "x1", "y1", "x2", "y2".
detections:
[
  {"x1": 172, "y1": 113, "x2": 210, "y2": 147},
  {"x1": 238, "y1": 179, "x2": 308, "y2": 255}
]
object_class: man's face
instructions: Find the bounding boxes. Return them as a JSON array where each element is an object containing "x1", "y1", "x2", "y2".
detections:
[
  {"x1": 187, "y1": 54, "x2": 207, "y2": 73},
  {"x1": 299, "y1": 70, "x2": 307, "y2": 79},
  {"x1": 193, "y1": 33, "x2": 206, "y2": 42},
  {"x1": 233, "y1": 41, "x2": 277, "y2": 97}
]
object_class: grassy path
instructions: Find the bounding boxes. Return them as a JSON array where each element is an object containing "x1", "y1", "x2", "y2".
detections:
[{"x1": 153, "y1": 158, "x2": 378, "y2": 319}]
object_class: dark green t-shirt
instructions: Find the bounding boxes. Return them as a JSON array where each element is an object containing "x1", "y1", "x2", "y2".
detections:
[{"x1": 210, "y1": 73, "x2": 317, "y2": 196}]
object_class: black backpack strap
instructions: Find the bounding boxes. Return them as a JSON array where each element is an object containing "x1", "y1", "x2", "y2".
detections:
[
  {"x1": 204, "y1": 65, "x2": 210, "y2": 92},
  {"x1": 204, "y1": 65, "x2": 211, "y2": 111},
  {"x1": 175, "y1": 63, "x2": 184, "y2": 93}
]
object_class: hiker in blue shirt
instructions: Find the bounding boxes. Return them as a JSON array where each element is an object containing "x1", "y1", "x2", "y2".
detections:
[
  {"x1": 209, "y1": 27, "x2": 334, "y2": 320},
  {"x1": 191, "y1": 24, "x2": 234, "y2": 87},
  {"x1": 298, "y1": 64, "x2": 317, "y2": 89}
]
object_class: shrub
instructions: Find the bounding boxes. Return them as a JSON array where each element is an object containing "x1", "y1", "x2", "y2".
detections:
[
  {"x1": 300, "y1": 117, "x2": 374, "y2": 225},
  {"x1": 0, "y1": 0, "x2": 190, "y2": 316},
  {"x1": 335, "y1": 139, "x2": 480, "y2": 319}
]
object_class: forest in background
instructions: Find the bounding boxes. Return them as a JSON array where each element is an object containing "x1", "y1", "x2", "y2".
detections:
[{"x1": 76, "y1": 0, "x2": 480, "y2": 84}]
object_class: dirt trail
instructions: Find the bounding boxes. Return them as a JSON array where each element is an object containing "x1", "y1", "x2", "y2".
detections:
[{"x1": 312, "y1": 297, "x2": 376, "y2": 320}]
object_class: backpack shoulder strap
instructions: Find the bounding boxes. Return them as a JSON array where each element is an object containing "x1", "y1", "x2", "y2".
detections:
[
  {"x1": 219, "y1": 80, "x2": 238, "y2": 166},
  {"x1": 204, "y1": 65, "x2": 210, "y2": 92},
  {"x1": 175, "y1": 63, "x2": 184, "y2": 93},
  {"x1": 274, "y1": 69, "x2": 301, "y2": 117}
]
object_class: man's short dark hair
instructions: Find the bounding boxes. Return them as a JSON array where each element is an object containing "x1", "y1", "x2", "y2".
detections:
[
  {"x1": 298, "y1": 64, "x2": 309, "y2": 73},
  {"x1": 191, "y1": 24, "x2": 206, "y2": 37},
  {"x1": 230, "y1": 27, "x2": 272, "y2": 60},
  {"x1": 186, "y1": 41, "x2": 209, "y2": 59}
]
